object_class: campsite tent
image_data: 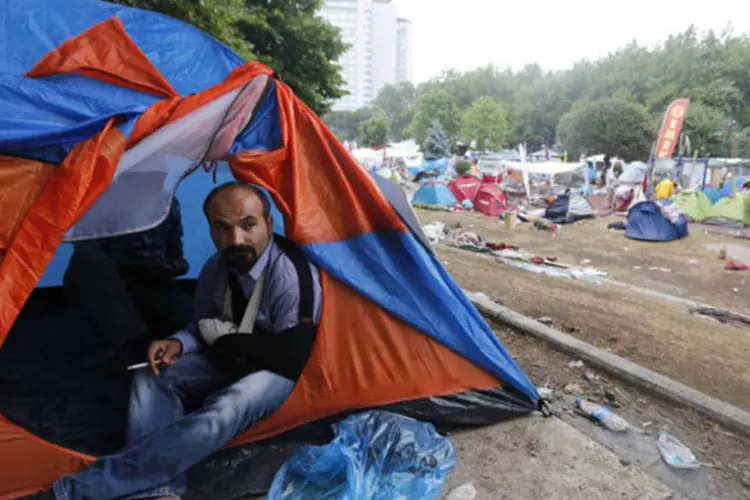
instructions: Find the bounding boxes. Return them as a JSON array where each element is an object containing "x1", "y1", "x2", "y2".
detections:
[
  {"x1": 543, "y1": 194, "x2": 595, "y2": 224},
  {"x1": 619, "y1": 162, "x2": 649, "y2": 185},
  {"x1": 474, "y1": 184, "x2": 510, "y2": 217},
  {"x1": 721, "y1": 176, "x2": 748, "y2": 197},
  {"x1": 0, "y1": 2, "x2": 539, "y2": 497},
  {"x1": 625, "y1": 200, "x2": 689, "y2": 241},
  {"x1": 448, "y1": 175, "x2": 482, "y2": 203},
  {"x1": 672, "y1": 190, "x2": 712, "y2": 221},
  {"x1": 700, "y1": 186, "x2": 722, "y2": 204},
  {"x1": 412, "y1": 183, "x2": 459, "y2": 206},
  {"x1": 706, "y1": 194, "x2": 750, "y2": 227}
]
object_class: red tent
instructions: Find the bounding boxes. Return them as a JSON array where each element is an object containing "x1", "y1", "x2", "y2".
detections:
[
  {"x1": 448, "y1": 175, "x2": 482, "y2": 203},
  {"x1": 475, "y1": 184, "x2": 509, "y2": 217}
]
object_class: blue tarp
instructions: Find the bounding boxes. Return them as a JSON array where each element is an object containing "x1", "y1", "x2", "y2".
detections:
[
  {"x1": 625, "y1": 200, "x2": 689, "y2": 242},
  {"x1": 268, "y1": 411, "x2": 455, "y2": 500},
  {"x1": 408, "y1": 158, "x2": 451, "y2": 177},
  {"x1": 412, "y1": 184, "x2": 458, "y2": 206}
]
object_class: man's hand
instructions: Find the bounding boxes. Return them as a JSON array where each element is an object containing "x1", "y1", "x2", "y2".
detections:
[{"x1": 147, "y1": 339, "x2": 183, "y2": 375}]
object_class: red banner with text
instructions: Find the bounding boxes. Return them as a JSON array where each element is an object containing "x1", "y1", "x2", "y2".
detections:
[{"x1": 654, "y1": 99, "x2": 690, "y2": 159}]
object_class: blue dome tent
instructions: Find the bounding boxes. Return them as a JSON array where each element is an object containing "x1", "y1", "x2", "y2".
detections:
[
  {"x1": 412, "y1": 183, "x2": 458, "y2": 206},
  {"x1": 625, "y1": 200, "x2": 689, "y2": 242}
]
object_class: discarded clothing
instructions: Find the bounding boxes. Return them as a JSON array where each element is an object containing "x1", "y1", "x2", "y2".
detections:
[
  {"x1": 724, "y1": 260, "x2": 749, "y2": 271},
  {"x1": 607, "y1": 221, "x2": 627, "y2": 231}
]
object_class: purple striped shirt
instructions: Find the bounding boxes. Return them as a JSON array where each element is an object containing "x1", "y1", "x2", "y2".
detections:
[{"x1": 171, "y1": 237, "x2": 322, "y2": 354}]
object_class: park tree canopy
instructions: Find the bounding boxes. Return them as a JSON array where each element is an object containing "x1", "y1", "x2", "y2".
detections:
[
  {"x1": 358, "y1": 114, "x2": 390, "y2": 147},
  {"x1": 109, "y1": 0, "x2": 348, "y2": 115},
  {"x1": 557, "y1": 99, "x2": 654, "y2": 161},
  {"x1": 326, "y1": 25, "x2": 750, "y2": 157}
]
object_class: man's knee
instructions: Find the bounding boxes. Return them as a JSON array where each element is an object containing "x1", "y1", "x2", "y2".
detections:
[{"x1": 204, "y1": 371, "x2": 294, "y2": 424}]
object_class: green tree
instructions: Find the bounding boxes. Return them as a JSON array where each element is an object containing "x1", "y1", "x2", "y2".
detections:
[
  {"x1": 371, "y1": 82, "x2": 418, "y2": 141},
  {"x1": 408, "y1": 88, "x2": 460, "y2": 146},
  {"x1": 236, "y1": 0, "x2": 348, "y2": 115},
  {"x1": 461, "y1": 96, "x2": 509, "y2": 151},
  {"x1": 680, "y1": 103, "x2": 729, "y2": 156},
  {"x1": 422, "y1": 120, "x2": 451, "y2": 160},
  {"x1": 323, "y1": 108, "x2": 375, "y2": 142},
  {"x1": 557, "y1": 99, "x2": 653, "y2": 161},
  {"x1": 358, "y1": 114, "x2": 390, "y2": 147},
  {"x1": 328, "y1": 25, "x2": 750, "y2": 156},
  {"x1": 108, "y1": 0, "x2": 348, "y2": 115}
]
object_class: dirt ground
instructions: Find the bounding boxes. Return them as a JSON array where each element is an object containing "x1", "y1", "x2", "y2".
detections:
[
  {"x1": 416, "y1": 208, "x2": 750, "y2": 411},
  {"x1": 491, "y1": 321, "x2": 750, "y2": 499}
]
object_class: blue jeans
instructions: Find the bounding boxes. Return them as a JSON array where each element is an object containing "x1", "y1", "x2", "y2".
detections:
[{"x1": 53, "y1": 353, "x2": 295, "y2": 500}]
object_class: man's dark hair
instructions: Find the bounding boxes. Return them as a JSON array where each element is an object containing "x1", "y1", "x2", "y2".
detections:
[{"x1": 203, "y1": 181, "x2": 271, "y2": 219}]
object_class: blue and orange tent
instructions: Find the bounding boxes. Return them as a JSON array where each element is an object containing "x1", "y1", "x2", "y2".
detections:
[{"x1": 0, "y1": 1, "x2": 539, "y2": 497}]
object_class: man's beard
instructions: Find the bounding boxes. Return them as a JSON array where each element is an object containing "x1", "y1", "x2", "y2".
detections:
[{"x1": 222, "y1": 245, "x2": 258, "y2": 274}]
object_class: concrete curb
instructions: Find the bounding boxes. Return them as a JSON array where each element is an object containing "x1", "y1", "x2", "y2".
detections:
[{"x1": 466, "y1": 291, "x2": 750, "y2": 438}]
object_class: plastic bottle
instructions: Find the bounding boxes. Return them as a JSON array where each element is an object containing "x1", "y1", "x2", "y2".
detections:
[
  {"x1": 575, "y1": 397, "x2": 630, "y2": 432},
  {"x1": 656, "y1": 430, "x2": 700, "y2": 469}
]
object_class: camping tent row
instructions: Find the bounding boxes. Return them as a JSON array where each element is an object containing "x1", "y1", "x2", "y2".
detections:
[
  {"x1": 448, "y1": 175, "x2": 510, "y2": 217},
  {"x1": 672, "y1": 191, "x2": 750, "y2": 227},
  {"x1": 412, "y1": 176, "x2": 511, "y2": 218},
  {"x1": 0, "y1": 1, "x2": 539, "y2": 497}
]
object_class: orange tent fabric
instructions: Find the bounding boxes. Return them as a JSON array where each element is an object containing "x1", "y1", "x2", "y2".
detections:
[
  {"x1": 27, "y1": 17, "x2": 179, "y2": 99},
  {"x1": 0, "y1": 157, "x2": 55, "y2": 254}
]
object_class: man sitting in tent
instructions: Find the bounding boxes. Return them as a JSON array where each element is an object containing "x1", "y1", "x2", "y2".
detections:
[
  {"x1": 34, "y1": 182, "x2": 322, "y2": 500},
  {"x1": 63, "y1": 196, "x2": 193, "y2": 359}
]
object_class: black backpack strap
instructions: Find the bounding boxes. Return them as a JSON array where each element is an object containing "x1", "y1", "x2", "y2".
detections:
[{"x1": 272, "y1": 235, "x2": 315, "y2": 325}]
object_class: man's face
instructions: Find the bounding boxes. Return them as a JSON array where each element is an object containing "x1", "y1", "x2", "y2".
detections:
[{"x1": 205, "y1": 187, "x2": 273, "y2": 274}]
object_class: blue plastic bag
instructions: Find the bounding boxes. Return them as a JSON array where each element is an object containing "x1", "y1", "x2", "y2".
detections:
[{"x1": 267, "y1": 411, "x2": 456, "y2": 500}]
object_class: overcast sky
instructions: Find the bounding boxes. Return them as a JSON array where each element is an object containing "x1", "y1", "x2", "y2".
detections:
[{"x1": 393, "y1": 0, "x2": 750, "y2": 83}]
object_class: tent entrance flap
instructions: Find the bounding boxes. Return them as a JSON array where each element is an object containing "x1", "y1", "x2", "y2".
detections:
[{"x1": 64, "y1": 74, "x2": 271, "y2": 242}]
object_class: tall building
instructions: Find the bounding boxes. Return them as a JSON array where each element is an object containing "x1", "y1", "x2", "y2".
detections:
[
  {"x1": 318, "y1": 0, "x2": 372, "y2": 111},
  {"x1": 396, "y1": 18, "x2": 413, "y2": 84},
  {"x1": 370, "y1": 0, "x2": 397, "y2": 99},
  {"x1": 320, "y1": 0, "x2": 412, "y2": 111}
]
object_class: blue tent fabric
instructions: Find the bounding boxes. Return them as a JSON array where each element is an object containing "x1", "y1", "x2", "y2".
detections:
[
  {"x1": 37, "y1": 163, "x2": 285, "y2": 286},
  {"x1": 625, "y1": 200, "x2": 689, "y2": 242},
  {"x1": 412, "y1": 184, "x2": 458, "y2": 206},
  {"x1": 0, "y1": 73, "x2": 155, "y2": 162},
  {"x1": 230, "y1": 81, "x2": 282, "y2": 154},
  {"x1": 0, "y1": 0, "x2": 244, "y2": 162},
  {"x1": 721, "y1": 176, "x2": 749, "y2": 197},
  {"x1": 701, "y1": 186, "x2": 722, "y2": 204}
]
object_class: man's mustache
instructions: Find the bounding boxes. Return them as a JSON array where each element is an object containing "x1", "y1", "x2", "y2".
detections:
[{"x1": 223, "y1": 245, "x2": 256, "y2": 258}]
